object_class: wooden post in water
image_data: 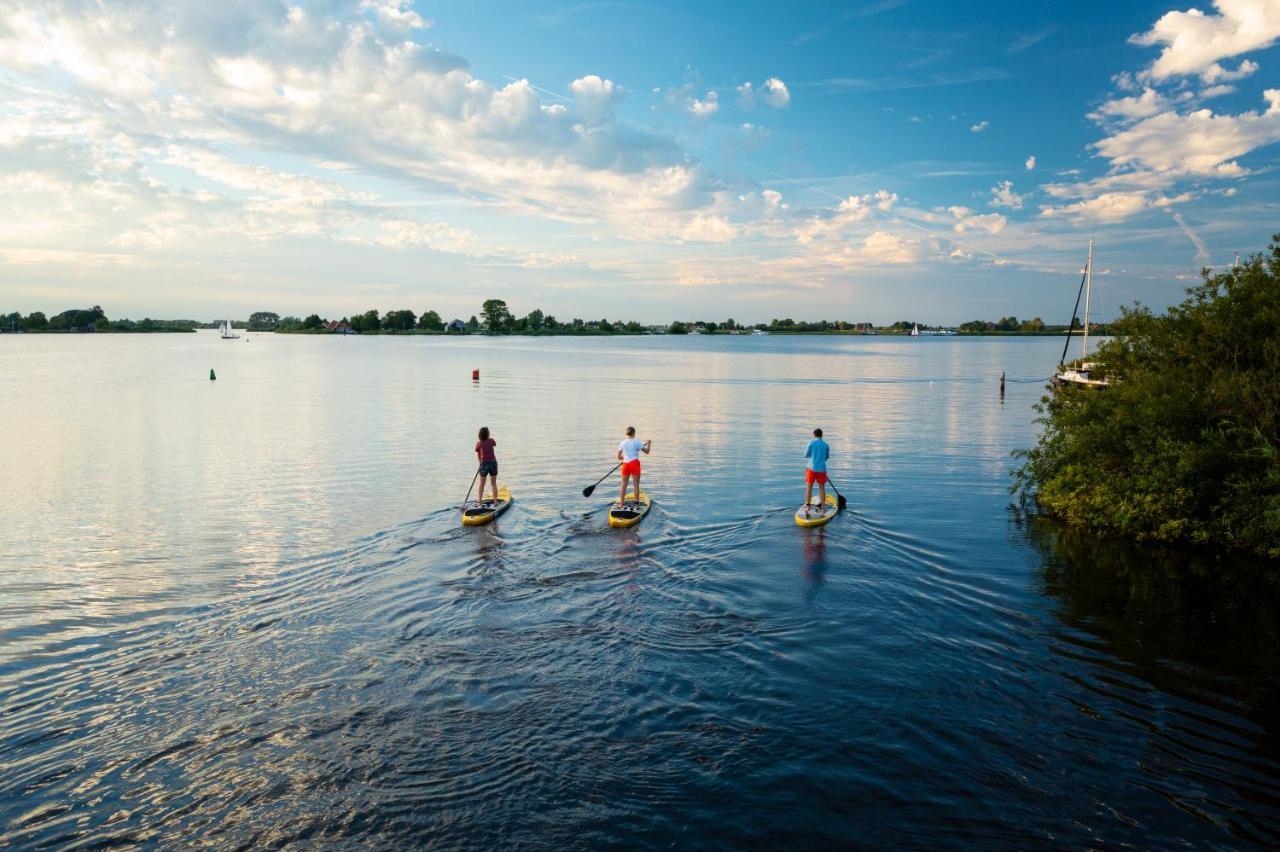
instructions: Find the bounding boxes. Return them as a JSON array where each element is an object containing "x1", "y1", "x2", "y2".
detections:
[{"x1": 1000, "y1": 370, "x2": 1005, "y2": 399}]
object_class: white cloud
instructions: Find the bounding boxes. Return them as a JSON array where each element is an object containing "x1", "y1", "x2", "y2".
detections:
[
  {"x1": 1172, "y1": 211, "x2": 1211, "y2": 264},
  {"x1": 1202, "y1": 57, "x2": 1259, "y2": 82},
  {"x1": 1040, "y1": 192, "x2": 1151, "y2": 223},
  {"x1": 686, "y1": 90, "x2": 719, "y2": 117},
  {"x1": 761, "y1": 77, "x2": 790, "y2": 108},
  {"x1": 1090, "y1": 87, "x2": 1170, "y2": 123},
  {"x1": 970, "y1": 120, "x2": 988, "y2": 133},
  {"x1": 1131, "y1": 0, "x2": 1280, "y2": 80},
  {"x1": 946, "y1": 206, "x2": 1006, "y2": 234},
  {"x1": 360, "y1": 0, "x2": 429, "y2": 31},
  {"x1": 989, "y1": 180, "x2": 1024, "y2": 209},
  {"x1": 1025, "y1": 155, "x2": 1036, "y2": 170},
  {"x1": 680, "y1": 213, "x2": 735, "y2": 242},
  {"x1": 737, "y1": 77, "x2": 790, "y2": 109},
  {"x1": 1094, "y1": 89, "x2": 1280, "y2": 176},
  {"x1": 569, "y1": 74, "x2": 621, "y2": 124}
]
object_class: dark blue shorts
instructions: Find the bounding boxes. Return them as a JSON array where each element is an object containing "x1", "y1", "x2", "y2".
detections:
[{"x1": 479, "y1": 460, "x2": 498, "y2": 476}]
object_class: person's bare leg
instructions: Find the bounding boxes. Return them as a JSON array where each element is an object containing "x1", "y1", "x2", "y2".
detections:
[
  {"x1": 819, "y1": 480, "x2": 827, "y2": 513},
  {"x1": 618, "y1": 474, "x2": 628, "y2": 507},
  {"x1": 633, "y1": 472, "x2": 641, "y2": 504},
  {"x1": 478, "y1": 474, "x2": 488, "y2": 505},
  {"x1": 491, "y1": 473, "x2": 500, "y2": 502},
  {"x1": 805, "y1": 479, "x2": 814, "y2": 513}
]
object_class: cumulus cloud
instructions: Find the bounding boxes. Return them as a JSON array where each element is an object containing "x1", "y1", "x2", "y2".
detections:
[
  {"x1": 686, "y1": 90, "x2": 719, "y2": 117},
  {"x1": 1131, "y1": 0, "x2": 1280, "y2": 81},
  {"x1": 737, "y1": 77, "x2": 790, "y2": 109},
  {"x1": 1094, "y1": 89, "x2": 1280, "y2": 176},
  {"x1": 1025, "y1": 155, "x2": 1036, "y2": 170},
  {"x1": 989, "y1": 180, "x2": 1024, "y2": 209},
  {"x1": 569, "y1": 74, "x2": 622, "y2": 124},
  {"x1": 946, "y1": 206, "x2": 1006, "y2": 234},
  {"x1": 1040, "y1": 192, "x2": 1152, "y2": 223},
  {"x1": 970, "y1": 120, "x2": 988, "y2": 133},
  {"x1": 0, "y1": 1, "x2": 719, "y2": 238}
]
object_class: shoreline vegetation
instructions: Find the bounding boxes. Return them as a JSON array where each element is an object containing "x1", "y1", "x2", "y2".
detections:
[
  {"x1": 1015, "y1": 235, "x2": 1280, "y2": 560},
  {"x1": 3, "y1": 302, "x2": 1104, "y2": 337}
]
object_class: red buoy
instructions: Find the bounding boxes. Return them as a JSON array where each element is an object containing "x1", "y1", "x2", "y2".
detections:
[{"x1": 472, "y1": 369, "x2": 480, "y2": 381}]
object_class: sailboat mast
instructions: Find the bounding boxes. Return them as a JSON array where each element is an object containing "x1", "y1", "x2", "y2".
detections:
[{"x1": 1082, "y1": 240, "x2": 1093, "y2": 360}]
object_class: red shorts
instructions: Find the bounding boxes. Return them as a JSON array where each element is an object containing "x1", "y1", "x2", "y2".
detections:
[
  {"x1": 621, "y1": 459, "x2": 641, "y2": 477},
  {"x1": 806, "y1": 469, "x2": 827, "y2": 485}
]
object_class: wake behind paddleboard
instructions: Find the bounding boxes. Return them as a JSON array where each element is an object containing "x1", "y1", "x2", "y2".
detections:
[
  {"x1": 794, "y1": 492, "x2": 839, "y2": 527},
  {"x1": 608, "y1": 491, "x2": 651, "y2": 528},
  {"x1": 462, "y1": 487, "x2": 512, "y2": 526}
]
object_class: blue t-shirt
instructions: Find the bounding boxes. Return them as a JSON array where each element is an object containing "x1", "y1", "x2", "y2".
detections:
[{"x1": 805, "y1": 438, "x2": 830, "y2": 472}]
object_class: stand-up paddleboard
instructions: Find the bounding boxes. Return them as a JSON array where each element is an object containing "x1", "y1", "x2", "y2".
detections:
[
  {"x1": 795, "y1": 492, "x2": 839, "y2": 527},
  {"x1": 608, "y1": 491, "x2": 651, "y2": 528},
  {"x1": 462, "y1": 487, "x2": 512, "y2": 526}
]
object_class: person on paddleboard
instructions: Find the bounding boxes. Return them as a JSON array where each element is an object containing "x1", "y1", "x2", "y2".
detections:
[
  {"x1": 617, "y1": 426, "x2": 652, "y2": 508},
  {"x1": 804, "y1": 427, "x2": 831, "y2": 517},
  {"x1": 475, "y1": 426, "x2": 500, "y2": 505}
]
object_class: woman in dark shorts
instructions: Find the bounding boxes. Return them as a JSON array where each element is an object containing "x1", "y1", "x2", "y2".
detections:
[{"x1": 475, "y1": 426, "x2": 499, "y2": 504}]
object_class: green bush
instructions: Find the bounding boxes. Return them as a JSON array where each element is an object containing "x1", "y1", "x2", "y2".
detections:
[{"x1": 1014, "y1": 234, "x2": 1280, "y2": 559}]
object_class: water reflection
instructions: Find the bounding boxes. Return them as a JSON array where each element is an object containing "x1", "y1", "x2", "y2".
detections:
[
  {"x1": 1020, "y1": 514, "x2": 1280, "y2": 843},
  {"x1": 800, "y1": 528, "x2": 829, "y2": 602}
]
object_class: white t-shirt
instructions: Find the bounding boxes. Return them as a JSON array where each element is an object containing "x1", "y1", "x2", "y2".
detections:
[{"x1": 619, "y1": 438, "x2": 645, "y2": 462}]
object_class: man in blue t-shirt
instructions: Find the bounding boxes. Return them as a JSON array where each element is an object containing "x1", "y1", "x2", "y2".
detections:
[{"x1": 804, "y1": 428, "x2": 831, "y2": 516}]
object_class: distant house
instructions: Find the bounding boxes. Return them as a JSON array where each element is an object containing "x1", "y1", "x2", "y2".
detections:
[
  {"x1": 447, "y1": 318, "x2": 467, "y2": 332},
  {"x1": 324, "y1": 320, "x2": 354, "y2": 334}
]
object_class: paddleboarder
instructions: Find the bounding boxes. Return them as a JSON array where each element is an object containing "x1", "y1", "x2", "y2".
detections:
[
  {"x1": 475, "y1": 426, "x2": 500, "y2": 505},
  {"x1": 804, "y1": 427, "x2": 830, "y2": 518},
  {"x1": 617, "y1": 426, "x2": 651, "y2": 508}
]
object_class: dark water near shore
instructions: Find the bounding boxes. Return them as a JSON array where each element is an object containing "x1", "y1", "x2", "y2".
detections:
[{"x1": 2, "y1": 332, "x2": 1278, "y2": 847}]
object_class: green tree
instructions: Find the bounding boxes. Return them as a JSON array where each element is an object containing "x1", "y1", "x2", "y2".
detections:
[
  {"x1": 248, "y1": 311, "x2": 279, "y2": 331},
  {"x1": 1015, "y1": 235, "x2": 1280, "y2": 558},
  {"x1": 1020, "y1": 317, "x2": 1046, "y2": 332},
  {"x1": 481, "y1": 299, "x2": 512, "y2": 334},
  {"x1": 417, "y1": 310, "x2": 444, "y2": 331},
  {"x1": 22, "y1": 311, "x2": 47, "y2": 331},
  {"x1": 668, "y1": 321, "x2": 689, "y2": 334},
  {"x1": 525, "y1": 308, "x2": 544, "y2": 333},
  {"x1": 302, "y1": 314, "x2": 323, "y2": 330},
  {"x1": 467, "y1": 315, "x2": 480, "y2": 333},
  {"x1": 384, "y1": 309, "x2": 417, "y2": 331},
  {"x1": 350, "y1": 309, "x2": 381, "y2": 332},
  {"x1": 542, "y1": 314, "x2": 557, "y2": 332}
]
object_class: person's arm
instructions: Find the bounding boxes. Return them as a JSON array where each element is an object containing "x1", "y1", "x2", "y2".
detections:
[
  {"x1": 642, "y1": 439, "x2": 652, "y2": 454},
  {"x1": 616, "y1": 448, "x2": 624, "y2": 461}
]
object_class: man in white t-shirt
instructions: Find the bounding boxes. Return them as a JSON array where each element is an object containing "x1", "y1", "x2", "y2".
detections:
[{"x1": 616, "y1": 426, "x2": 652, "y2": 507}]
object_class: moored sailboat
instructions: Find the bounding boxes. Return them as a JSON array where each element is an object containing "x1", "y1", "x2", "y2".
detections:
[{"x1": 1053, "y1": 241, "x2": 1109, "y2": 390}]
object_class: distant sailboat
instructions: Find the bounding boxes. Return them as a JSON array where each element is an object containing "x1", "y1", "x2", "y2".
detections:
[
  {"x1": 220, "y1": 320, "x2": 240, "y2": 340},
  {"x1": 1053, "y1": 241, "x2": 1109, "y2": 390},
  {"x1": 910, "y1": 323, "x2": 920, "y2": 337}
]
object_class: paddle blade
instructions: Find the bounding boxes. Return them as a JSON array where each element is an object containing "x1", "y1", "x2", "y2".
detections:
[
  {"x1": 582, "y1": 484, "x2": 595, "y2": 498},
  {"x1": 837, "y1": 494, "x2": 848, "y2": 512}
]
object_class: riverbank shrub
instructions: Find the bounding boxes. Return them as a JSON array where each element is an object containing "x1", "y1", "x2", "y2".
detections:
[{"x1": 1014, "y1": 234, "x2": 1280, "y2": 559}]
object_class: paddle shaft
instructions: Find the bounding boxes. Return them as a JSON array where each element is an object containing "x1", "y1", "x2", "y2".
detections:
[
  {"x1": 460, "y1": 468, "x2": 481, "y2": 511},
  {"x1": 825, "y1": 475, "x2": 848, "y2": 512},
  {"x1": 583, "y1": 462, "x2": 623, "y2": 497}
]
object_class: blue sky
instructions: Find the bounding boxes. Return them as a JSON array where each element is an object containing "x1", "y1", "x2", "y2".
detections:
[{"x1": 2, "y1": 0, "x2": 1279, "y2": 324}]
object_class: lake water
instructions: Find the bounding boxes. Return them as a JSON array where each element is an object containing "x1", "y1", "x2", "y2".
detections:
[{"x1": 2, "y1": 332, "x2": 1278, "y2": 847}]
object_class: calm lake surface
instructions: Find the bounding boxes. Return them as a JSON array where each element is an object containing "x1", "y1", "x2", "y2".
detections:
[{"x1": 2, "y1": 332, "x2": 1278, "y2": 847}]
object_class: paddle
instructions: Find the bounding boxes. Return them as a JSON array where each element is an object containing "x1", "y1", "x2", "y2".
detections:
[
  {"x1": 826, "y1": 476, "x2": 848, "y2": 513},
  {"x1": 460, "y1": 468, "x2": 481, "y2": 512},
  {"x1": 582, "y1": 462, "x2": 622, "y2": 498}
]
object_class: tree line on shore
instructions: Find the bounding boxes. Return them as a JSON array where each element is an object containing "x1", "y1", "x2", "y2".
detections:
[
  {"x1": 3, "y1": 300, "x2": 1096, "y2": 337},
  {"x1": 0, "y1": 306, "x2": 198, "y2": 333}
]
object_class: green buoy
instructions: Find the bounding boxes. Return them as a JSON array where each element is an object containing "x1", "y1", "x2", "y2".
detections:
[{"x1": 210, "y1": 368, "x2": 216, "y2": 381}]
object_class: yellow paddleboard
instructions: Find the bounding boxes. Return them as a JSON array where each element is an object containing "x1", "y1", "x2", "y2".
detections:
[
  {"x1": 608, "y1": 491, "x2": 651, "y2": 528},
  {"x1": 462, "y1": 487, "x2": 512, "y2": 526},
  {"x1": 795, "y1": 492, "x2": 839, "y2": 527}
]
